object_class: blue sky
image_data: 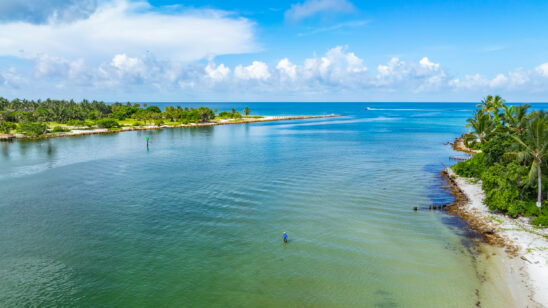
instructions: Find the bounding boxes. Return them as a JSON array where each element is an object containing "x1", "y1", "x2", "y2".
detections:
[{"x1": 0, "y1": 0, "x2": 547, "y2": 102}]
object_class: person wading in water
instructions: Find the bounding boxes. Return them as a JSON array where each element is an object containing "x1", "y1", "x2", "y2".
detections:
[{"x1": 282, "y1": 232, "x2": 288, "y2": 243}]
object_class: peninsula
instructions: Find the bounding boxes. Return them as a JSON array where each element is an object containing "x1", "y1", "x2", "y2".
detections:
[{"x1": 0, "y1": 98, "x2": 339, "y2": 140}]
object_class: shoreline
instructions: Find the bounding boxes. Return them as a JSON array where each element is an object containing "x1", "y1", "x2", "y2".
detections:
[
  {"x1": 7, "y1": 115, "x2": 340, "y2": 141},
  {"x1": 449, "y1": 135, "x2": 481, "y2": 155},
  {"x1": 442, "y1": 167, "x2": 548, "y2": 307}
]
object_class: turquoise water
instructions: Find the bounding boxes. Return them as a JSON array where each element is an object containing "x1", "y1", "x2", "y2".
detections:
[{"x1": 1, "y1": 103, "x2": 545, "y2": 307}]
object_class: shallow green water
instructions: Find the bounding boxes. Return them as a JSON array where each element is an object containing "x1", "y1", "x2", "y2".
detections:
[{"x1": 0, "y1": 103, "x2": 524, "y2": 307}]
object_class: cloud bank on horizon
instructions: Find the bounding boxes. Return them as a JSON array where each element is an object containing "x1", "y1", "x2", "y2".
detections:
[{"x1": 0, "y1": 0, "x2": 547, "y2": 101}]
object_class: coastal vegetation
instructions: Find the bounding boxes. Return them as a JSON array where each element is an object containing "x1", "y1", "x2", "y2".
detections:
[
  {"x1": 0, "y1": 98, "x2": 255, "y2": 137},
  {"x1": 452, "y1": 95, "x2": 547, "y2": 225}
]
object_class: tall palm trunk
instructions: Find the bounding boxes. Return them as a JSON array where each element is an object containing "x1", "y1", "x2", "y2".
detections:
[{"x1": 538, "y1": 161, "x2": 543, "y2": 207}]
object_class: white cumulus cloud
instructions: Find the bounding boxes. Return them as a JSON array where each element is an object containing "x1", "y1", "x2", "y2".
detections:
[
  {"x1": 3, "y1": 43, "x2": 548, "y2": 101},
  {"x1": 376, "y1": 57, "x2": 446, "y2": 92},
  {"x1": 0, "y1": 0, "x2": 257, "y2": 64},
  {"x1": 33, "y1": 54, "x2": 91, "y2": 83},
  {"x1": 234, "y1": 61, "x2": 271, "y2": 80},
  {"x1": 536, "y1": 63, "x2": 548, "y2": 77},
  {"x1": 449, "y1": 64, "x2": 548, "y2": 93},
  {"x1": 110, "y1": 54, "x2": 145, "y2": 76},
  {"x1": 418, "y1": 57, "x2": 440, "y2": 73},
  {"x1": 276, "y1": 58, "x2": 297, "y2": 80},
  {"x1": 301, "y1": 46, "x2": 367, "y2": 86},
  {"x1": 205, "y1": 63, "x2": 231, "y2": 82},
  {"x1": 489, "y1": 74, "x2": 508, "y2": 88}
]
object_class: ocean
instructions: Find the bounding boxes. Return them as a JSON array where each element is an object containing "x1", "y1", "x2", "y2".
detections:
[{"x1": 1, "y1": 102, "x2": 546, "y2": 306}]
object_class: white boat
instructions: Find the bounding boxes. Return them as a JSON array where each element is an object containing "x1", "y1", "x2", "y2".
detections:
[{"x1": 365, "y1": 107, "x2": 371, "y2": 110}]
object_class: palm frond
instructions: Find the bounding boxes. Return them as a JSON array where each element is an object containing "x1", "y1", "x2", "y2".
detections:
[
  {"x1": 527, "y1": 160, "x2": 538, "y2": 184},
  {"x1": 511, "y1": 135, "x2": 533, "y2": 153}
]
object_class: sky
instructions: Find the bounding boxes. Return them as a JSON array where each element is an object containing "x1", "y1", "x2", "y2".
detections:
[{"x1": 0, "y1": 0, "x2": 547, "y2": 102}]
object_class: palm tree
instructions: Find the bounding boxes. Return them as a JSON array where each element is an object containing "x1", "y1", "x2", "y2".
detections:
[
  {"x1": 465, "y1": 109, "x2": 495, "y2": 145},
  {"x1": 477, "y1": 95, "x2": 505, "y2": 125},
  {"x1": 506, "y1": 112, "x2": 548, "y2": 211},
  {"x1": 244, "y1": 106, "x2": 250, "y2": 116},
  {"x1": 501, "y1": 104, "x2": 530, "y2": 133},
  {"x1": 200, "y1": 110, "x2": 211, "y2": 123}
]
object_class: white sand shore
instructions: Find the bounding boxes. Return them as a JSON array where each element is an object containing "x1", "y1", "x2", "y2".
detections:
[
  {"x1": 14, "y1": 115, "x2": 339, "y2": 140},
  {"x1": 446, "y1": 167, "x2": 548, "y2": 307}
]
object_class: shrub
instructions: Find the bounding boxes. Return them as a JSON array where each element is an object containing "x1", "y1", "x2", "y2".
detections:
[
  {"x1": 217, "y1": 111, "x2": 240, "y2": 119},
  {"x1": 470, "y1": 142, "x2": 482, "y2": 150},
  {"x1": 481, "y1": 162, "x2": 529, "y2": 217},
  {"x1": 218, "y1": 111, "x2": 231, "y2": 119},
  {"x1": 482, "y1": 133, "x2": 514, "y2": 166},
  {"x1": 452, "y1": 152, "x2": 485, "y2": 178},
  {"x1": 67, "y1": 119, "x2": 84, "y2": 126},
  {"x1": 532, "y1": 216, "x2": 548, "y2": 227},
  {"x1": 521, "y1": 200, "x2": 544, "y2": 217},
  {"x1": 154, "y1": 119, "x2": 165, "y2": 127},
  {"x1": 96, "y1": 118, "x2": 120, "y2": 129},
  {"x1": 133, "y1": 122, "x2": 142, "y2": 127},
  {"x1": 112, "y1": 105, "x2": 138, "y2": 120},
  {"x1": 17, "y1": 122, "x2": 48, "y2": 137},
  {"x1": 66, "y1": 119, "x2": 93, "y2": 127},
  {"x1": 146, "y1": 106, "x2": 162, "y2": 113},
  {"x1": 52, "y1": 126, "x2": 70, "y2": 133},
  {"x1": 0, "y1": 121, "x2": 16, "y2": 133},
  {"x1": 87, "y1": 110, "x2": 103, "y2": 120}
]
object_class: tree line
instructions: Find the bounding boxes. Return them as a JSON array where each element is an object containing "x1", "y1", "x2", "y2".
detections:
[
  {"x1": 0, "y1": 97, "x2": 252, "y2": 137},
  {"x1": 453, "y1": 95, "x2": 547, "y2": 225}
]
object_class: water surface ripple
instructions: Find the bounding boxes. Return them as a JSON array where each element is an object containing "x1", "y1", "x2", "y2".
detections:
[{"x1": 1, "y1": 103, "x2": 546, "y2": 307}]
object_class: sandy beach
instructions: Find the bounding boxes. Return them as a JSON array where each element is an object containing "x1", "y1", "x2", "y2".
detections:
[
  {"x1": 445, "y1": 167, "x2": 548, "y2": 307},
  {"x1": 11, "y1": 115, "x2": 340, "y2": 140}
]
